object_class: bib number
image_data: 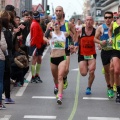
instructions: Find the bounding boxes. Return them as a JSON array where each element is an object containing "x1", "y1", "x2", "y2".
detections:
[
  {"x1": 106, "y1": 41, "x2": 112, "y2": 48},
  {"x1": 84, "y1": 55, "x2": 94, "y2": 60},
  {"x1": 117, "y1": 40, "x2": 120, "y2": 49}
]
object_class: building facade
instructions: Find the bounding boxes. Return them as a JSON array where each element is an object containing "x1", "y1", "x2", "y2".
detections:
[
  {"x1": 0, "y1": 0, "x2": 32, "y2": 16},
  {"x1": 90, "y1": 0, "x2": 119, "y2": 22},
  {"x1": 83, "y1": 0, "x2": 91, "y2": 20},
  {"x1": 0, "y1": 0, "x2": 5, "y2": 10}
]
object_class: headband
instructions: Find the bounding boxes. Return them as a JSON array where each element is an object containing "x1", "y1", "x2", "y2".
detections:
[{"x1": 33, "y1": 14, "x2": 40, "y2": 18}]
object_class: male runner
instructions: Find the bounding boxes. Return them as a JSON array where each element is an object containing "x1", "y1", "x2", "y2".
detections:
[
  {"x1": 94, "y1": 11, "x2": 114, "y2": 98},
  {"x1": 108, "y1": 5, "x2": 120, "y2": 103},
  {"x1": 77, "y1": 16, "x2": 96, "y2": 95}
]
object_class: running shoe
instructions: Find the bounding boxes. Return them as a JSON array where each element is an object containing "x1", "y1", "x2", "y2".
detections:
[
  {"x1": 116, "y1": 93, "x2": 120, "y2": 103},
  {"x1": 113, "y1": 83, "x2": 117, "y2": 92},
  {"x1": 63, "y1": 77, "x2": 68, "y2": 89},
  {"x1": 35, "y1": 76, "x2": 43, "y2": 83},
  {"x1": 30, "y1": 77, "x2": 36, "y2": 83},
  {"x1": 4, "y1": 98, "x2": 15, "y2": 104},
  {"x1": 102, "y1": 67, "x2": 105, "y2": 74},
  {"x1": 54, "y1": 87, "x2": 58, "y2": 95},
  {"x1": 86, "y1": 87, "x2": 91, "y2": 95},
  {"x1": 0, "y1": 104, "x2": 6, "y2": 110},
  {"x1": 107, "y1": 89, "x2": 114, "y2": 98},
  {"x1": 57, "y1": 97, "x2": 62, "y2": 105}
]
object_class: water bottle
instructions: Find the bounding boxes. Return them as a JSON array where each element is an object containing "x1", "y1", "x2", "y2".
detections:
[{"x1": 52, "y1": 16, "x2": 56, "y2": 21}]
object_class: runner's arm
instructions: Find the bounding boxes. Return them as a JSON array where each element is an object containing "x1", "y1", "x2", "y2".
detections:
[
  {"x1": 64, "y1": 32, "x2": 69, "y2": 37},
  {"x1": 69, "y1": 22, "x2": 77, "y2": 42},
  {"x1": 94, "y1": 26, "x2": 102, "y2": 44}
]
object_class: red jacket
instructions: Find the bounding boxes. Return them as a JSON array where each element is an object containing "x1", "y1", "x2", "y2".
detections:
[{"x1": 30, "y1": 20, "x2": 44, "y2": 49}]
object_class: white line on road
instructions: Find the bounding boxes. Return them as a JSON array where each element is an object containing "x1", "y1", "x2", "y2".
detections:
[
  {"x1": 88, "y1": 117, "x2": 120, "y2": 120},
  {"x1": 24, "y1": 115, "x2": 56, "y2": 119},
  {"x1": 16, "y1": 47, "x2": 49, "y2": 96},
  {"x1": 71, "y1": 68, "x2": 79, "y2": 71},
  {"x1": 32, "y1": 96, "x2": 56, "y2": 99},
  {"x1": 0, "y1": 115, "x2": 11, "y2": 120},
  {"x1": 83, "y1": 97, "x2": 109, "y2": 100}
]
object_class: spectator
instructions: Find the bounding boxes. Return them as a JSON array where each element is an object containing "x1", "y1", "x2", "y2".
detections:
[
  {"x1": 0, "y1": 18, "x2": 7, "y2": 109},
  {"x1": 0, "y1": 10, "x2": 15, "y2": 104},
  {"x1": 30, "y1": 11, "x2": 44, "y2": 83},
  {"x1": 5, "y1": 5, "x2": 16, "y2": 16},
  {"x1": 11, "y1": 45, "x2": 29, "y2": 86}
]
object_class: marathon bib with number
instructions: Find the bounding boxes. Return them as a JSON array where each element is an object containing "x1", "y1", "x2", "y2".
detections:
[
  {"x1": 50, "y1": 31, "x2": 66, "y2": 50},
  {"x1": 117, "y1": 40, "x2": 120, "y2": 49},
  {"x1": 84, "y1": 55, "x2": 94, "y2": 60},
  {"x1": 51, "y1": 40, "x2": 65, "y2": 49},
  {"x1": 106, "y1": 41, "x2": 112, "y2": 48}
]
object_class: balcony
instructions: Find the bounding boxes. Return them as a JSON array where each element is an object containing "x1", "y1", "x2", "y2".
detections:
[
  {"x1": 101, "y1": 0, "x2": 119, "y2": 11},
  {"x1": 101, "y1": 0, "x2": 119, "y2": 7}
]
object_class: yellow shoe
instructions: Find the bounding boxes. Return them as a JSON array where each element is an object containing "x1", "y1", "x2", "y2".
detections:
[
  {"x1": 102, "y1": 67, "x2": 105, "y2": 74},
  {"x1": 113, "y1": 83, "x2": 117, "y2": 92}
]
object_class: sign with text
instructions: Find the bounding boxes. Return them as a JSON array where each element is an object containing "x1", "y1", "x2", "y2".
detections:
[{"x1": 96, "y1": 9, "x2": 102, "y2": 16}]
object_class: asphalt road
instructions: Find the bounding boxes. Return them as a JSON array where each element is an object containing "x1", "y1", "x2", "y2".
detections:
[{"x1": 0, "y1": 48, "x2": 120, "y2": 120}]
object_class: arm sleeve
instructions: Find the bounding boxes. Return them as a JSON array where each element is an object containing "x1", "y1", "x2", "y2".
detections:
[{"x1": 45, "y1": 29, "x2": 51, "y2": 38}]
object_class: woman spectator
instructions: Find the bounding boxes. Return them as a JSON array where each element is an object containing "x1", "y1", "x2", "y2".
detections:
[
  {"x1": 0, "y1": 10, "x2": 15, "y2": 104},
  {"x1": 0, "y1": 18, "x2": 7, "y2": 109}
]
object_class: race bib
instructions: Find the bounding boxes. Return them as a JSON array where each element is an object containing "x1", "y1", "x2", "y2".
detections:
[
  {"x1": 51, "y1": 41, "x2": 65, "y2": 49},
  {"x1": 84, "y1": 55, "x2": 94, "y2": 60},
  {"x1": 102, "y1": 40, "x2": 112, "y2": 49},
  {"x1": 117, "y1": 40, "x2": 120, "y2": 49},
  {"x1": 106, "y1": 41, "x2": 112, "y2": 48}
]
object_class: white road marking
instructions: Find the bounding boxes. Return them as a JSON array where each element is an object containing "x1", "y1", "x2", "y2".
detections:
[
  {"x1": 16, "y1": 46, "x2": 49, "y2": 96},
  {"x1": 88, "y1": 117, "x2": 120, "y2": 120},
  {"x1": 0, "y1": 115, "x2": 11, "y2": 120},
  {"x1": 83, "y1": 97, "x2": 109, "y2": 100},
  {"x1": 24, "y1": 115, "x2": 56, "y2": 119},
  {"x1": 71, "y1": 68, "x2": 79, "y2": 71},
  {"x1": 32, "y1": 96, "x2": 56, "y2": 99}
]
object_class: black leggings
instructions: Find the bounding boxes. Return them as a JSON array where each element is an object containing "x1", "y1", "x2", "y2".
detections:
[{"x1": 3, "y1": 56, "x2": 11, "y2": 98}]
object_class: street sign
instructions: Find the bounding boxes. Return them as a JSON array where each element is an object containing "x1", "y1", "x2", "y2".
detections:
[{"x1": 36, "y1": 4, "x2": 44, "y2": 13}]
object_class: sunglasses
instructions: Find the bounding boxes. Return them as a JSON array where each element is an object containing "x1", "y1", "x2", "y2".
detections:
[
  {"x1": 114, "y1": 16, "x2": 119, "y2": 19},
  {"x1": 54, "y1": 23, "x2": 59, "y2": 26},
  {"x1": 104, "y1": 16, "x2": 112, "y2": 19}
]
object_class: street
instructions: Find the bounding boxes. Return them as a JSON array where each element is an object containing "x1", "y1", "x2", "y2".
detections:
[{"x1": 0, "y1": 48, "x2": 120, "y2": 120}]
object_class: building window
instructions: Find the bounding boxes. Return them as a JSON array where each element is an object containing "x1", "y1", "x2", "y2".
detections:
[{"x1": 1, "y1": 0, "x2": 5, "y2": 8}]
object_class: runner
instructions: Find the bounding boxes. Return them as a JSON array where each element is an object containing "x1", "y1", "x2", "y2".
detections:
[
  {"x1": 75, "y1": 19, "x2": 83, "y2": 31},
  {"x1": 108, "y1": 5, "x2": 120, "y2": 103},
  {"x1": 44, "y1": 20, "x2": 69, "y2": 105},
  {"x1": 46, "y1": 6, "x2": 76, "y2": 93},
  {"x1": 94, "y1": 11, "x2": 114, "y2": 98},
  {"x1": 77, "y1": 16, "x2": 96, "y2": 95}
]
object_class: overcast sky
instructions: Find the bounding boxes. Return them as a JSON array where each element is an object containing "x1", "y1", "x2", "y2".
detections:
[{"x1": 32, "y1": 0, "x2": 84, "y2": 20}]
